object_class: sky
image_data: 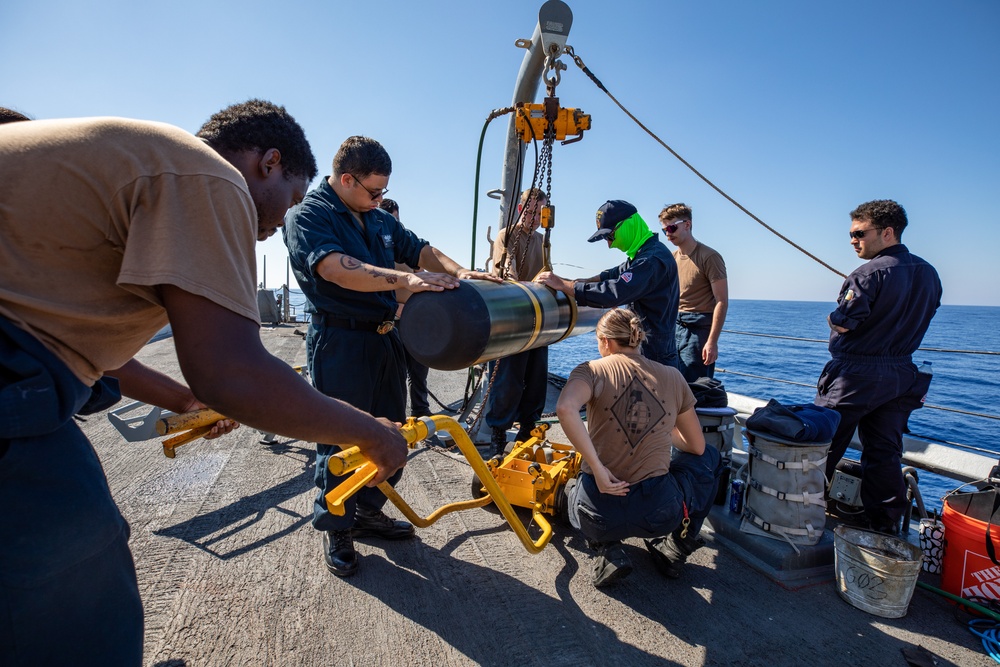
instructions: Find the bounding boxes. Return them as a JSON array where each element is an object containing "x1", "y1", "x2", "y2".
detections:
[{"x1": 2, "y1": 0, "x2": 998, "y2": 306}]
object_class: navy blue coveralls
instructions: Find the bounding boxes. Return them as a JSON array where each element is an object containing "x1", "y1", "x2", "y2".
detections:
[
  {"x1": 0, "y1": 316, "x2": 143, "y2": 667},
  {"x1": 283, "y1": 179, "x2": 427, "y2": 532},
  {"x1": 571, "y1": 447, "x2": 723, "y2": 546},
  {"x1": 574, "y1": 237, "x2": 680, "y2": 369},
  {"x1": 814, "y1": 244, "x2": 941, "y2": 527}
]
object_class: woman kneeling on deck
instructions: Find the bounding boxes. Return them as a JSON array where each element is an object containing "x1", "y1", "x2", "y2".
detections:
[{"x1": 556, "y1": 308, "x2": 724, "y2": 587}]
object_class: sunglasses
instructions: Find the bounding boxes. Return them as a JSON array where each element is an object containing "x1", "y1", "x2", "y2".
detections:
[
  {"x1": 661, "y1": 219, "x2": 689, "y2": 234},
  {"x1": 350, "y1": 173, "x2": 389, "y2": 201},
  {"x1": 849, "y1": 227, "x2": 884, "y2": 240}
]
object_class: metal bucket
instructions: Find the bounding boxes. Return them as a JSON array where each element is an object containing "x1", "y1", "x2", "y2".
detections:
[{"x1": 833, "y1": 525, "x2": 923, "y2": 618}]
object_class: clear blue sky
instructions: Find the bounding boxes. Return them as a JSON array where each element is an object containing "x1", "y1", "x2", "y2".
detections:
[{"x1": 3, "y1": 1, "x2": 998, "y2": 305}]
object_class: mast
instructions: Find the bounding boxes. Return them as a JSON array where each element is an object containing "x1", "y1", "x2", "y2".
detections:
[{"x1": 494, "y1": 1, "x2": 573, "y2": 247}]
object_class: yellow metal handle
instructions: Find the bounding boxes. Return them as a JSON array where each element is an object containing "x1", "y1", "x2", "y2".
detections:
[
  {"x1": 325, "y1": 463, "x2": 378, "y2": 516},
  {"x1": 161, "y1": 425, "x2": 214, "y2": 458},
  {"x1": 156, "y1": 408, "x2": 227, "y2": 435},
  {"x1": 327, "y1": 446, "x2": 368, "y2": 476},
  {"x1": 323, "y1": 416, "x2": 554, "y2": 554}
]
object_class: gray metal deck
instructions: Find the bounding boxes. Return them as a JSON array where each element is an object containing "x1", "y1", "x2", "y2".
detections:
[{"x1": 82, "y1": 324, "x2": 990, "y2": 666}]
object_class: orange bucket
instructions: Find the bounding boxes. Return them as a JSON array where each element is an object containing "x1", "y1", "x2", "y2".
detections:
[{"x1": 941, "y1": 490, "x2": 1000, "y2": 601}]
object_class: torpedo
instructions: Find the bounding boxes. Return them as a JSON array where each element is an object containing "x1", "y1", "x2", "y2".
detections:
[{"x1": 398, "y1": 280, "x2": 603, "y2": 370}]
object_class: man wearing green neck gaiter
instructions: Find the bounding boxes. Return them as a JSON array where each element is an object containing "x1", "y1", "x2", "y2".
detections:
[{"x1": 536, "y1": 200, "x2": 680, "y2": 369}]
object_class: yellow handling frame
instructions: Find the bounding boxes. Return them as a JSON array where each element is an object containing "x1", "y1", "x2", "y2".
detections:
[{"x1": 324, "y1": 416, "x2": 581, "y2": 554}]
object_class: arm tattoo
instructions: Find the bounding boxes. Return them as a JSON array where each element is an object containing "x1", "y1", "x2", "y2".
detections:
[
  {"x1": 339, "y1": 255, "x2": 398, "y2": 284},
  {"x1": 340, "y1": 256, "x2": 363, "y2": 270},
  {"x1": 367, "y1": 267, "x2": 398, "y2": 285}
]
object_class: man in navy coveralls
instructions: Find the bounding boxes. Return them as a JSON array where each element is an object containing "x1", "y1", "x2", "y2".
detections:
[
  {"x1": 536, "y1": 200, "x2": 680, "y2": 369},
  {"x1": 814, "y1": 199, "x2": 941, "y2": 534},
  {"x1": 283, "y1": 136, "x2": 498, "y2": 577}
]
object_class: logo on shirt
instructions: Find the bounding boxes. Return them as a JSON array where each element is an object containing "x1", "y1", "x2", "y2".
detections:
[
  {"x1": 610, "y1": 378, "x2": 666, "y2": 448},
  {"x1": 381, "y1": 233, "x2": 394, "y2": 248},
  {"x1": 844, "y1": 288, "x2": 855, "y2": 301},
  {"x1": 621, "y1": 271, "x2": 633, "y2": 283}
]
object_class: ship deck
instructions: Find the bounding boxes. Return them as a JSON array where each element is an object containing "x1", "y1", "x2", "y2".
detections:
[{"x1": 83, "y1": 323, "x2": 991, "y2": 666}]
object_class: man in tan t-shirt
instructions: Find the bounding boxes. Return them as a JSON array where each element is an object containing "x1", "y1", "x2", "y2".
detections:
[
  {"x1": 484, "y1": 188, "x2": 550, "y2": 456},
  {"x1": 660, "y1": 203, "x2": 729, "y2": 383},
  {"x1": 0, "y1": 102, "x2": 407, "y2": 667}
]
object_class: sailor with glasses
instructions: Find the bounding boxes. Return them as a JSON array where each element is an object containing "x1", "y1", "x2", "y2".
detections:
[
  {"x1": 659, "y1": 202, "x2": 729, "y2": 383},
  {"x1": 283, "y1": 136, "x2": 499, "y2": 577},
  {"x1": 814, "y1": 199, "x2": 942, "y2": 534}
]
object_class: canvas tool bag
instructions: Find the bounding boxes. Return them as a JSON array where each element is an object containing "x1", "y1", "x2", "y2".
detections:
[
  {"x1": 739, "y1": 428, "x2": 831, "y2": 549},
  {"x1": 694, "y1": 406, "x2": 737, "y2": 505}
]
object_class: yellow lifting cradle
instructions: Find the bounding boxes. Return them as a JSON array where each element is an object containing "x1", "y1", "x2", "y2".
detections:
[{"x1": 325, "y1": 415, "x2": 581, "y2": 554}]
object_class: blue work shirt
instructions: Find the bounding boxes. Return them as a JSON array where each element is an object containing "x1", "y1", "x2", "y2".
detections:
[
  {"x1": 283, "y1": 178, "x2": 428, "y2": 322},
  {"x1": 574, "y1": 237, "x2": 680, "y2": 367},
  {"x1": 828, "y1": 244, "x2": 942, "y2": 360}
]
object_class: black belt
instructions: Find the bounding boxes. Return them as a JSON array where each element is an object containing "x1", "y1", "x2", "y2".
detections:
[{"x1": 320, "y1": 316, "x2": 397, "y2": 335}]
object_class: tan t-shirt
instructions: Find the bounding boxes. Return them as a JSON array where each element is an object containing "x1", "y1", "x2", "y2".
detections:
[
  {"x1": 569, "y1": 353, "x2": 695, "y2": 483},
  {"x1": 0, "y1": 117, "x2": 259, "y2": 385},
  {"x1": 492, "y1": 226, "x2": 543, "y2": 280},
  {"x1": 674, "y1": 242, "x2": 727, "y2": 313}
]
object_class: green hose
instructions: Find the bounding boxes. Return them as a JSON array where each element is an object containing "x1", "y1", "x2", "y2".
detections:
[
  {"x1": 917, "y1": 581, "x2": 1000, "y2": 622},
  {"x1": 470, "y1": 107, "x2": 515, "y2": 269}
]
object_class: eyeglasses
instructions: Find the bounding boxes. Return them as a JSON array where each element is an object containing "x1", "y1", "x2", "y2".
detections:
[
  {"x1": 350, "y1": 173, "x2": 388, "y2": 201},
  {"x1": 661, "y1": 220, "x2": 689, "y2": 234},
  {"x1": 849, "y1": 227, "x2": 884, "y2": 240}
]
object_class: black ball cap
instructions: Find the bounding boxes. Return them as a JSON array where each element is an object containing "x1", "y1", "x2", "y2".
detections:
[{"x1": 587, "y1": 200, "x2": 637, "y2": 242}]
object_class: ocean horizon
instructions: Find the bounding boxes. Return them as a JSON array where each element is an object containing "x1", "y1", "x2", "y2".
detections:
[{"x1": 283, "y1": 289, "x2": 1000, "y2": 508}]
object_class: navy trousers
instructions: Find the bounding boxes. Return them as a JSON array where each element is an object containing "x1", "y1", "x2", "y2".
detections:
[
  {"x1": 0, "y1": 317, "x2": 142, "y2": 667},
  {"x1": 815, "y1": 357, "x2": 931, "y2": 526},
  {"x1": 307, "y1": 320, "x2": 406, "y2": 532},
  {"x1": 675, "y1": 311, "x2": 714, "y2": 383},
  {"x1": 404, "y1": 348, "x2": 431, "y2": 418},
  {"x1": 484, "y1": 346, "x2": 548, "y2": 437},
  {"x1": 571, "y1": 447, "x2": 723, "y2": 545}
]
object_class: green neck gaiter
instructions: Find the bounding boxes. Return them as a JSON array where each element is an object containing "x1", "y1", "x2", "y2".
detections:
[{"x1": 610, "y1": 212, "x2": 654, "y2": 259}]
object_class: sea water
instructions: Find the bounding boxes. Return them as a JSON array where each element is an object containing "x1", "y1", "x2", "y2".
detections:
[
  {"x1": 548, "y1": 300, "x2": 1000, "y2": 511},
  {"x1": 285, "y1": 286, "x2": 1000, "y2": 510}
]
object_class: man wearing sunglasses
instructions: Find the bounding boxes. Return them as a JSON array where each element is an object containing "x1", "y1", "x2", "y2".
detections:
[
  {"x1": 659, "y1": 203, "x2": 728, "y2": 383},
  {"x1": 814, "y1": 199, "x2": 941, "y2": 535},
  {"x1": 535, "y1": 200, "x2": 680, "y2": 369},
  {"x1": 283, "y1": 136, "x2": 499, "y2": 578}
]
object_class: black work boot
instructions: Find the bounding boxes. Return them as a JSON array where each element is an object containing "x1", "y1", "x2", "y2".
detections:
[
  {"x1": 352, "y1": 507, "x2": 415, "y2": 540},
  {"x1": 592, "y1": 541, "x2": 633, "y2": 588},
  {"x1": 490, "y1": 428, "x2": 508, "y2": 459},
  {"x1": 323, "y1": 529, "x2": 359, "y2": 577},
  {"x1": 645, "y1": 532, "x2": 705, "y2": 579},
  {"x1": 514, "y1": 423, "x2": 536, "y2": 444}
]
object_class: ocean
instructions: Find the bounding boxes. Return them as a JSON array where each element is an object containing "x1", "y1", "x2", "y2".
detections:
[
  {"x1": 285, "y1": 288, "x2": 1000, "y2": 510},
  {"x1": 548, "y1": 300, "x2": 1000, "y2": 510}
]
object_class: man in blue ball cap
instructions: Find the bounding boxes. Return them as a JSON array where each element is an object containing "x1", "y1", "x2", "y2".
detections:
[{"x1": 536, "y1": 200, "x2": 680, "y2": 368}]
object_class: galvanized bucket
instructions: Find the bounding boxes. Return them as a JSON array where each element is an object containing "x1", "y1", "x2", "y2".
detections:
[{"x1": 833, "y1": 525, "x2": 923, "y2": 618}]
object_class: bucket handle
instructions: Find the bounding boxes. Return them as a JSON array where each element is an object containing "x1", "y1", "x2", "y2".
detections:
[{"x1": 943, "y1": 470, "x2": 1000, "y2": 567}]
